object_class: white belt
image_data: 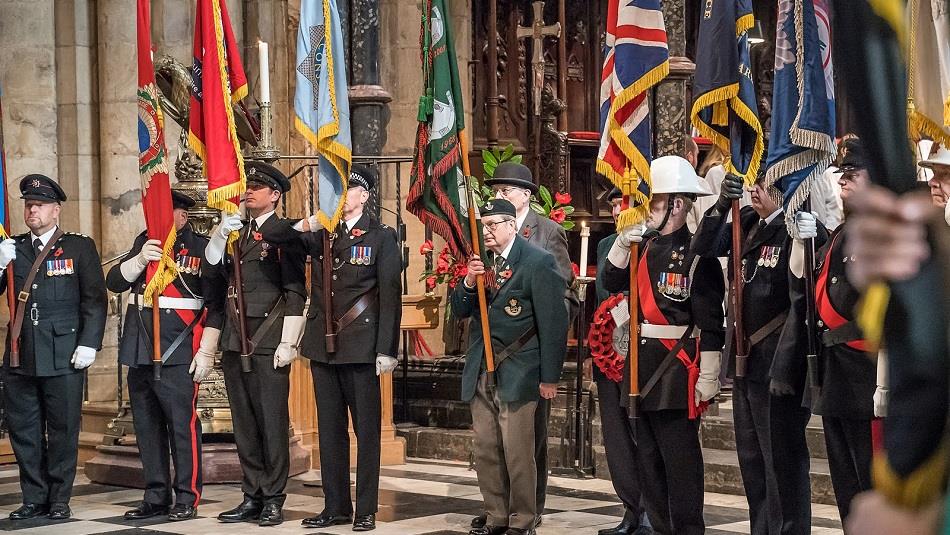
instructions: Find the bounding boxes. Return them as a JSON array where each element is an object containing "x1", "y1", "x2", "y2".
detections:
[
  {"x1": 131, "y1": 294, "x2": 204, "y2": 310},
  {"x1": 639, "y1": 324, "x2": 699, "y2": 339}
]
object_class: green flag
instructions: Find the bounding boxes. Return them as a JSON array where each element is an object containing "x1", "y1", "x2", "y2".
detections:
[{"x1": 406, "y1": 0, "x2": 471, "y2": 259}]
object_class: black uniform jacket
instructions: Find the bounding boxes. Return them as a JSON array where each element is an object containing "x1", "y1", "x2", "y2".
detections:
[
  {"x1": 772, "y1": 224, "x2": 876, "y2": 418},
  {"x1": 603, "y1": 226, "x2": 725, "y2": 411},
  {"x1": 692, "y1": 205, "x2": 827, "y2": 383},
  {"x1": 107, "y1": 224, "x2": 213, "y2": 367},
  {"x1": 1, "y1": 229, "x2": 107, "y2": 376},
  {"x1": 451, "y1": 236, "x2": 569, "y2": 403},
  {"x1": 261, "y1": 213, "x2": 402, "y2": 364},
  {"x1": 203, "y1": 214, "x2": 307, "y2": 355}
]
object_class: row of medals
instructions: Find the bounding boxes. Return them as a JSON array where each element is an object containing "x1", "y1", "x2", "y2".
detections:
[
  {"x1": 177, "y1": 255, "x2": 200, "y2": 274},
  {"x1": 657, "y1": 272, "x2": 689, "y2": 298},
  {"x1": 46, "y1": 259, "x2": 73, "y2": 276},
  {"x1": 756, "y1": 246, "x2": 781, "y2": 268}
]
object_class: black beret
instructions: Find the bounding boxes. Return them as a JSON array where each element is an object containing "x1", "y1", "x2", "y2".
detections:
[
  {"x1": 606, "y1": 187, "x2": 622, "y2": 202},
  {"x1": 20, "y1": 174, "x2": 66, "y2": 203},
  {"x1": 485, "y1": 162, "x2": 538, "y2": 195},
  {"x1": 349, "y1": 164, "x2": 377, "y2": 191},
  {"x1": 171, "y1": 190, "x2": 196, "y2": 210},
  {"x1": 481, "y1": 198, "x2": 517, "y2": 219},
  {"x1": 839, "y1": 138, "x2": 867, "y2": 171},
  {"x1": 246, "y1": 161, "x2": 291, "y2": 194}
]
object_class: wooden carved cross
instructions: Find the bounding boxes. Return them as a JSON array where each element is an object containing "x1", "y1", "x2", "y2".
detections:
[{"x1": 516, "y1": 0, "x2": 560, "y2": 117}]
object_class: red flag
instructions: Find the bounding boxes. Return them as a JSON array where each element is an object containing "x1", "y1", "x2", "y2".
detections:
[
  {"x1": 137, "y1": 0, "x2": 177, "y2": 304},
  {"x1": 188, "y1": 0, "x2": 248, "y2": 213}
]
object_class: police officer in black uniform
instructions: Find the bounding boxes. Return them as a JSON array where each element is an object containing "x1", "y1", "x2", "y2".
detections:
[
  {"x1": 693, "y1": 173, "x2": 819, "y2": 535},
  {"x1": 772, "y1": 138, "x2": 879, "y2": 523},
  {"x1": 602, "y1": 157, "x2": 725, "y2": 535},
  {"x1": 0, "y1": 175, "x2": 107, "y2": 520},
  {"x1": 591, "y1": 187, "x2": 651, "y2": 535},
  {"x1": 200, "y1": 162, "x2": 307, "y2": 527},
  {"x1": 261, "y1": 164, "x2": 401, "y2": 532},
  {"x1": 107, "y1": 191, "x2": 212, "y2": 522}
]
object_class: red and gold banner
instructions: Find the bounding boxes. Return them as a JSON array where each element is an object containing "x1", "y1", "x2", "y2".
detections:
[
  {"x1": 188, "y1": 0, "x2": 248, "y2": 213},
  {"x1": 137, "y1": 0, "x2": 177, "y2": 305}
]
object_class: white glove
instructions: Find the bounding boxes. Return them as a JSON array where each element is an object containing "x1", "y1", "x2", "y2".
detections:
[
  {"x1": 274, "y1": 316, "x2": 305, "y2": 368},
  {"x1": 205, "y1": 212, "x2": 244, "y2": 265},
  {"x1": 70, "y1": 345, "x2": 97, "y2": 369},
  {"x1": 607, "y1": 224, "x2": 647, "y2": 270},
  {"x1": 120, "y1": 239, "x2": 163, "y2": 282},
  {"x1": 873, "y1": 386, "x2": 889, "y2": 418},
  {"x1": 790, "y1": 211, "x2": 819, "y2": 240},
  {"x1": 190, "y1": 327, "x2": 219, "y2": 382},
  {"x1": 694, "y1": 350, "x2": 722, "y2": 404},
  {"x1": 376, "y1": 354, "x2": 398, "y2": 376},
  {"x1": 0, "y1": 238, "x2": 16, "y2": 269},
  {"x1": 292, "y1": 214, "x2": 324, "y2": 233}
]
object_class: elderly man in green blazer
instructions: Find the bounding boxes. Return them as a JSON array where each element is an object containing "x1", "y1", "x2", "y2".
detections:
[{"x1": 451, "y1": 199, "x2": 569, "y2": 535}]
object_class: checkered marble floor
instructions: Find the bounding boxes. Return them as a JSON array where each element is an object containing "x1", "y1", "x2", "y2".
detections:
[{"x1": 0, "y1": 460, "x2": 842, "y2": 534}]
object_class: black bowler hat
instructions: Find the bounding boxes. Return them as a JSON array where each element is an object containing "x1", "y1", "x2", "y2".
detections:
[
  {"x1": 839, "y1": 138, "x2": 867, "y2": 171},
  {"x1": 606, "y1": 187, "x2": 622, "y2": 203},
  {"x1": 481, "y1": 198, "x2": 517, "y2": 219},
  {"x1": 171, "y1": 190, "x2": 196, "y2": 210},
  {"x1": 485, "y1": 162, "x2": 538, "y2": 195},
  {"x1": 349, "y1": 164, "x2": 377, "y2": 191},
  {"x1": 246, "y1": 161, "x2": 291, "y2": 193},
  {"x1": 20, "y1": 174, "x2": 67, "y2": 203}
]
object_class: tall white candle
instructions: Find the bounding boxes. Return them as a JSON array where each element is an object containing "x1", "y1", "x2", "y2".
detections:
[
  {"x1": 258, "y1": 40, "x2": 270, "y2": 104},
  {"x1": 579, "y1": 221, "x2": 590, "y2": 278}
]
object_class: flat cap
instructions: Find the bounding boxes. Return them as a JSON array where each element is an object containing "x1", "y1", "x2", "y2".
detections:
[
  {"x1": 246, "y1": 161, "x2": 291, "y2": 193},
  {"x1": 20, "y1": 174, "x2": 66, "y2": 203}
]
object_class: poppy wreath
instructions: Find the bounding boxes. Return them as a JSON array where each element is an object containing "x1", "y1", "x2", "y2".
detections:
[{"x1": 588, "y1": 293, "x2": 627, "y2": 383}]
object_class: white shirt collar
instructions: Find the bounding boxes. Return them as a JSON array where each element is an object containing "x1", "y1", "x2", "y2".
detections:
[
  {"x1": 499, "y1": 236, "x2": 516, "y2": 260},
  {"x1": 344, "y1": 213, "x2": 363, "y2": 232},
  {"x1": 252, "y1": 210, "x2": 275, "y2": 228},
  {"x1": 31, "y1": 226, "x2": 58, "y2": 248},
  {"x1": 763, "y1": 208, "x2": 782, "y2": 225},
  {"x1": 516, "y1": 209, "x2": 529, "y2": 231}
]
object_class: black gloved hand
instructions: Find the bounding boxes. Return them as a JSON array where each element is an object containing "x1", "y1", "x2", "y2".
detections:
[
  {"x1": 715, "y1": 173, "x2": 745, "y2": 213},
  {"x1": 769, "y1": 378, "x2": 796, "y2": 397}
]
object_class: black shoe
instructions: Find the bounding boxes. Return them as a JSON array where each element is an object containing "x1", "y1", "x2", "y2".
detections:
[
  {"x1": 301, "y1": 511, "x2": 352, "y2": 528},
  {"x1": 353, "y1": 513, "x2": 376, "y2": 531},
  {"x1": 217, "y1": 498, "x2": 263, "y2": 523},
  {"x1": 505, "y1": 528, "x2": 535, "y2": 535},
  {"x1": 9, "y1": 503, "x2": 49, "y2": 520},
  {"x1": 167, "y1": 504, "x2": 197, "y2": 521},
  {"x1": 48, "y1": 503, "x2": 71, "y2": 520},
  {"x1": 469, "y1": 526, "x2": 509, "y2": 535},
  {"x1": 259, "y1": 503, "x2": 284, "y2": 526},
  {"x1": 597, "y1": 509, "x2": 642, "y2": 535},
  {"x1": 471, "y1": 513, "x2": 487, "y2": 528},
  {"x1": 124, "y1": 502, "x2": 170, "y2": 520}
]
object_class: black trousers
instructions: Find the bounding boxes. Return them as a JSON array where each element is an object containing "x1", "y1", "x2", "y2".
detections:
[
  {"x1": 593, "y1": 367, "x2": 645, "y2": 520},
  {"x1": 635, "y1": 409, "x2": 704, "y2": 535},
  {"x1": 311, "y1": 361, "x2": 381, "y2": 517},
  {"x1": 127, "y1": 364, "x2": 203, "y2": 507},
  {"x1": 822, "y1": 416, "x2": 872, "y2": 521},
  {"x1": 221, "y1": 352, "x2": 290, "y2": 505},
  {"x1": 3, "y1": 371, "x2": 84, "y2": 505},
  {"x1": 733, "y1": 379, "x2": 812, "y2": 535},
  {"x1": 533, "y1": 397, "x2": 550, "y2": 513}
]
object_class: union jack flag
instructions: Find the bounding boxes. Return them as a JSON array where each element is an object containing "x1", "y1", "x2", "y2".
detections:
[{"x1": 597, "y1": 0, "x2": 669, "y2": 229}]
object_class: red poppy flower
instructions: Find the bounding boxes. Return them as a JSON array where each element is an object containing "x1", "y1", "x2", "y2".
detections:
[
  {"x1": 522, "y1": 227, "x2": 532, "y2": 238},
  {"x1": 554, "y1": 192, "x2": 572, "y2": 205},
  {"x1": 436, "y1": 255, "x2": 451, "y2": 274},
  {"x1": 453, "y1": 263, "x2": 468, "y2": 278},
  {"x1": 550, "y1": 208, "x2": 566, "y2": 224},
  {"x1": 499, "y1": 269, "x2": 513, "y2": 279},
  {"x1": 179, "y1": 248, "x2": 189, "y2": 256},
  {"x1": 425, "y1": 276, "x2": 437, "y2": 290},
  {"x1": 253, "y1": 232, "x2": 263, "y2": 241},
  {"x1": 420, "y1": 239, "x2": 434, "y2": 255},
  {"x1": 352, "y1": 228, "x2": 365, "y2": 237},
  {"x1": 54, "y1": 248, "x2": 63, "y2": 257}
]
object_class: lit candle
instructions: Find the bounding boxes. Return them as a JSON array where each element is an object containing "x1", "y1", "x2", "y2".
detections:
[
  {"x1": 579, "y1": 221, "x2": 590, "y2": 278},
  {"x1": 258, "y1": 40, "x2": 270, "y2": 104}
]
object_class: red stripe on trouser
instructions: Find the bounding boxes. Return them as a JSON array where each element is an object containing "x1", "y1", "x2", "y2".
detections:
[{"x1": 188, "y1": 381, "x2": 201, "y2": 505}]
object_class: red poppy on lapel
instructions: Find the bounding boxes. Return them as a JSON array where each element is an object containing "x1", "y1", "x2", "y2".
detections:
[
  {"x1": 352, "y1": 228, "x2": 365, "y2": 237},
  {"x1": 253, "y1": 231, "x2": 263, "y2": 241},
  {"x1": 499, "y1": 269, "x2": 512, "y2": 279},
  {"x1": 54, "y1": 248, "x2": 64, "y2": 257},
  {"x1": 179, "y1": 248, "x2": 189, "y2": 256},
  {"x1": 522, "y1": 227, "x2": 531, "y2": 238}
]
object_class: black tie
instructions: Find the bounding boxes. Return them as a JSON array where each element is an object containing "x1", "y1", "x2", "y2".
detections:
[
  {"x1": 33, "y1": 238, "x2": 42, "y2": 257},
  {"x1": 493, "y1": 255, "x2": 506, "y2": 277},
  {"x1": 746, "y1": 219, "x2": 767, "y2": 246},
  {"x1": 245, "y1": 219, "x2": 258, "y2": 245}
]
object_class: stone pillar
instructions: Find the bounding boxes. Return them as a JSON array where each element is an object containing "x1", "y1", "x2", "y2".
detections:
[{"x1": 654, "y1": 0, "x2": 694, "y2": 157}]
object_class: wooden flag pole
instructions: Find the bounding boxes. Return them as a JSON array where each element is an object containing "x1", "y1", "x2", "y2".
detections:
[
  {"x1": 152, "y1": 284, "x2": 163, "y2": 380},
  {"x1": 627, "y1": 239, "x2": 640, "y2": 419},
  {"x1": 459, "y1": 130, "x2": 497, "y2": 386},
  {"x1": 0, "y1": 90, "x2": 16, "y2": 368},
  {"x1": 731, "y1": 199, "x2": 748, "y2": 377}
]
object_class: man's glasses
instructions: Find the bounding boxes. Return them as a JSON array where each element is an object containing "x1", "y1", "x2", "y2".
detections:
[
  {"x1": 493, "y1": 186, "x2": 526, "y2": 198},
  {"x1": 483, "y1": 219, "x2": 514, "y2": 232}
]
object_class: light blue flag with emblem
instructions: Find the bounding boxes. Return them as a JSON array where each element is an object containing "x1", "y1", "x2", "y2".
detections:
[{"x1": 295, "y1": 0, "x2": 352, "y2": 230}]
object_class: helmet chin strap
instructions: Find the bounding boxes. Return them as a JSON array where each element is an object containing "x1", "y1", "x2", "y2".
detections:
[{"x1": 653, "y1": 194, "x2": 676, "y2": 234}]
